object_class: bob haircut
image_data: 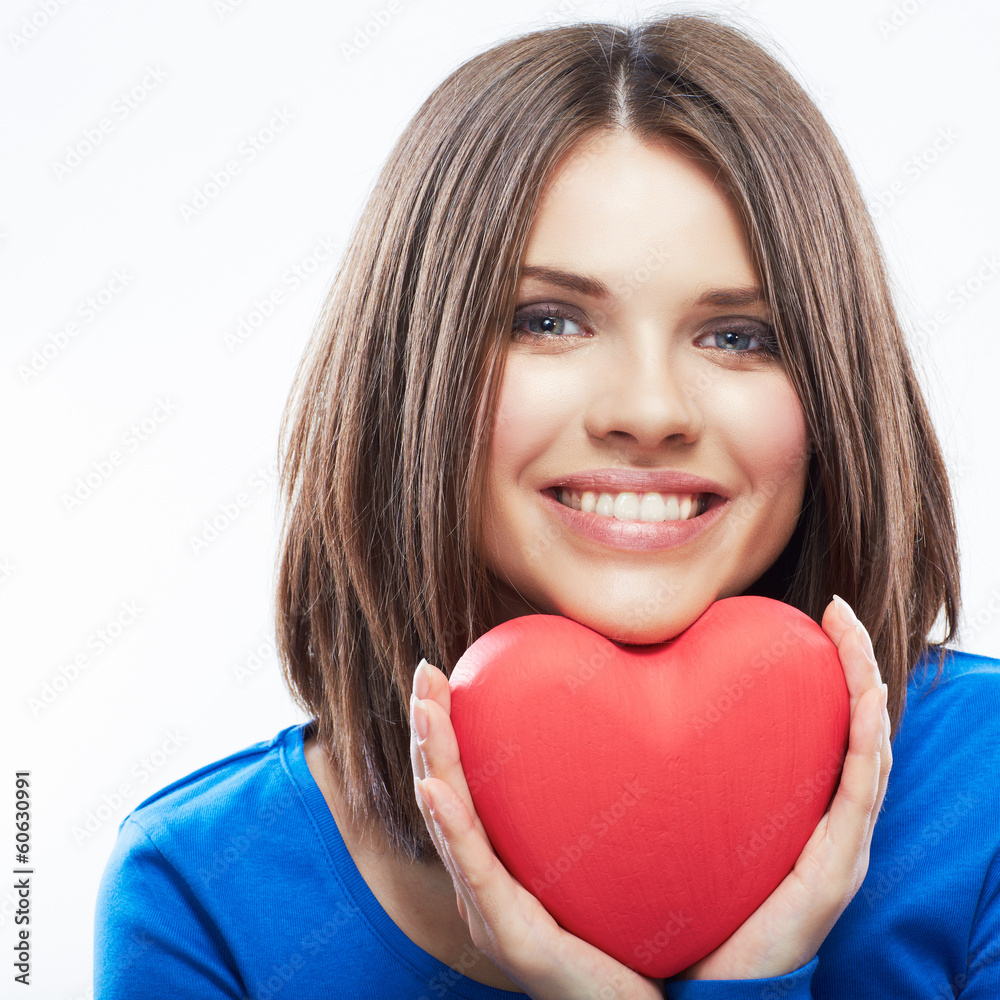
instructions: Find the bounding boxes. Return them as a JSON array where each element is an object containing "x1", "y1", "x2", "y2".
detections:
[{"x1": 274, "y1": 11, "x2": 961, "y2": 865}]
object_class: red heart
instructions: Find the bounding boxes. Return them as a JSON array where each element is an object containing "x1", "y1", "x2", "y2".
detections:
[{"x1": 449, "y1": 595, "x2": 850, "y2": 977}]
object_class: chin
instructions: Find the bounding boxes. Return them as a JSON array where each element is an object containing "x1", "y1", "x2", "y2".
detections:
[{"x1": 564, "y1": 608, "x2": 699, "y2": 646}]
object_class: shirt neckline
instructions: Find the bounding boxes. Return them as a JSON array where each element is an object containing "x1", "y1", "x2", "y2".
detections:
[{"x1": 280, "y1": 720, "x2": 528, "y2": 999}]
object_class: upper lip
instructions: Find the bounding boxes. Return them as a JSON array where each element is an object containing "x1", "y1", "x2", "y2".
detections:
[{"x1": 542, "y1": 468, "x2": 730, "y2": 499}]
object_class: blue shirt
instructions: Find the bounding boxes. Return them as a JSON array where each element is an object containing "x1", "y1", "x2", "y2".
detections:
[{"x1": 94, "y1": 647, "x2": 1000, "y2": 998}]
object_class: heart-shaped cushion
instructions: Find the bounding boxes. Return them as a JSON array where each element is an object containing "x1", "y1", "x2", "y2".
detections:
[{"x1": 449, "y1": 595, "x2": 849, "y2": 977}]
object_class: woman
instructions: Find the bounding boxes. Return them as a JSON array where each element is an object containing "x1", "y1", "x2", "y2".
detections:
[{"x1": 95, "y1": 12, "x2": 997, "y2": 999}]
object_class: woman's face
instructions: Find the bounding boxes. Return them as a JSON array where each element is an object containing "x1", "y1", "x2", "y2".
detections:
[{"x1": 479, "y1": 130, "x2": 810, "y2": 643}]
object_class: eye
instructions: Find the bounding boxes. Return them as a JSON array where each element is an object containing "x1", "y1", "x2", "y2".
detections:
[
  {"x1": 511, "y1": 306, "x2": 781, "y2": 360},
  {"x1": 511, "y1": 305, "x2": 587, "y2": 342},
  {"x1": 698, "y1": 322, "x2": 780, "y2": 359}
]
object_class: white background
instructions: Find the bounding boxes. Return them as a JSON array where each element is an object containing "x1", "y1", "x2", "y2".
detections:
[{"x1": 2, "y1": 0, "x2": 998, "y2": 995}]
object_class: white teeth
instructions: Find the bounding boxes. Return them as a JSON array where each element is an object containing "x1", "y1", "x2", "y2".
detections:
[
  {"x1": 639, "y1": 492, "x2": 665, "y2": 521},
  {"x1": 613, "y1": 492, "x2": 641, "y2": 520},
  {"x1": 556, "y1": 489, "x2": 704, "y2": 522}
]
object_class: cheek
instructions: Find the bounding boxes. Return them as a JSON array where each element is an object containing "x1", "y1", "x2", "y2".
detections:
[
  {"x1": 489, "y1": 357, "x2": 579, "y2": 487},
  {"x1": 726, "y1": 377, "x2": 809, "y2": 498}
]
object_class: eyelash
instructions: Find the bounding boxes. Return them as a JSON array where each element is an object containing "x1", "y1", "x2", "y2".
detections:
[{"x1": 511, "y1": 305, "x2": 781, "y2": 359}]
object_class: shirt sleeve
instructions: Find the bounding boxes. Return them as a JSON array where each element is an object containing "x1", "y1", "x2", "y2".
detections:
[
  {"x1": 957, "y1": 847, "x2": 1000, "y2": 998},
  {"x1": 94, "y1": 816, "x2": 246, "y2": 1000},
  {"x1": 663, "y1": 956, "x2": 817, "y2": 999}
]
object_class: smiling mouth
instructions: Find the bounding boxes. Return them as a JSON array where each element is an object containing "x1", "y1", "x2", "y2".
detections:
[{"x1": 544, "y1": 488, "x2": 722, "y2": 522}]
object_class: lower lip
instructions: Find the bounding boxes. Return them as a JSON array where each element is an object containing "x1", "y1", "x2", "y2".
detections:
[{"x1": 540, "y1": 490, "x2": 729, "y2": 552}]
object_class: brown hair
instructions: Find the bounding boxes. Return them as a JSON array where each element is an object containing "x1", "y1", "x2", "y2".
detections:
[{"x1": 274, "y1": 10, "x2": 961, "y2": 865}]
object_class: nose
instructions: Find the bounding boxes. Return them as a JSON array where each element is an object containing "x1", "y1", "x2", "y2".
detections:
[{"x1": 583, "y1": 330, "x2": 702, "y2": 450}]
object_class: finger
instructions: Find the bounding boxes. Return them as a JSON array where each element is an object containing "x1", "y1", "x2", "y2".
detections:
[
  {"x1": 410, "y1": 660, "x2": 476, "y2": 891},
  {"x1": 410, "y1": 658, "x2": 450, "y2": 785},
  {"x1": 422, "y1": 775, "x2": 664, "y2": 999},
  {"x1": 412, "y1": 705, "x2": 449, "y2": 875},
  {"x1": 410, "y1": 673, "x2": 447, "y2": 863},
  {"x1": 410, "y1": 658, "x2": 451, "y2": 783},
  {"x1": 855, "y1": 688, "x2": 894, "y2": 866},
  {"x1": 414, "y1": 775, "x2": 481, "y2": 941},
  {"x1": 409, "y1": 660, "x2": 493, "y2": 877},
  {"x1": 821, "y1": 599, "x2": 882, "y2": 718},
  {"x1": 415, "y1": 694, "x2": 494, "y2": 847},
  {"x1": 823, "y1": 684, "x2": 884, "y2": 865},
  {"x1": 872, "y1": 689, "x2": 893, "y2": 818},
  {"x1": 839, "y1": 625, "x2": 880, "y2": 722},
  {"x1": 409, "y1": 691, "x2": 427, "y2": 784},
  {"x1": 821, "y1": 595, "x2": 874, "y2": 658},
  {"x1": 414, "y1": 657, "x2": 451, "y2": 716},
  {"x1": 411, "y1": 658, "x2": 497, "y2": 846},
  {"x1": 418, "y1": 775, "x2": 538, "y2": 953}
]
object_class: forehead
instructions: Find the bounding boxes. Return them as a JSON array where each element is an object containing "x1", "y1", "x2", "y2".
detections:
[{"x1": 522, "y1": 131, "x2": 757, "y2": 289}]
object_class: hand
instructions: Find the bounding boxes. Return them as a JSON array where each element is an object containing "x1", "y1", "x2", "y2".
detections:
[
  {"x1": 409, "y1": 657, "x2": 666, "y2": 1000},
  {"x1": 672, "y1": 594, "x2": 893, "y2": 981}
]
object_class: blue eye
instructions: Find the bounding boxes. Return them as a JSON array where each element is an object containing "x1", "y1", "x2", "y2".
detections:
[
  {"x1": 512, "y1": 304, "x2": 780, "y2": 360},
  {"x1": 512, "y1": 306, "x2": 585, "y2": 340},
  {"x1": 702, "y1": 324, "x2": 781, "y2": 358}
]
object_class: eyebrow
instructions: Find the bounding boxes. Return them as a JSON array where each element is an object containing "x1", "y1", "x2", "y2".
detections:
[{"x1": 518, "y1": 264, "x2": 765, "y2": 308}]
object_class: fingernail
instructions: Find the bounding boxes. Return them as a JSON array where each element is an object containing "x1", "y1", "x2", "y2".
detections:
[
  {"x1": 414, "y1": 657, "x2": 431, "y2": 700},
  {"x1": 832, "y1": 593, "x2": 857, "y2": 626},
  {"x1": 413, "y1": 698, "x2": 429, "y2": 742},
  {"x1": 854, "y1": 620, "x2": 876, "y2": 663},
  {"x1": 881, "y1": 682, "x2": 889, "y2": 715}
]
